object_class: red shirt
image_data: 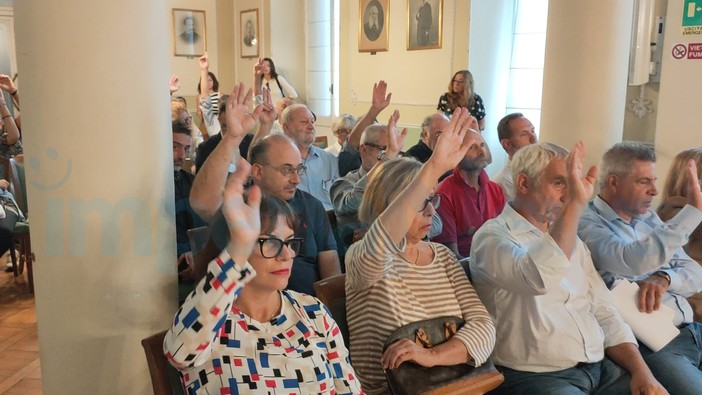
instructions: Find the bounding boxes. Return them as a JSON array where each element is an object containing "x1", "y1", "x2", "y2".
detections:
[{"x1": 432, "y1": 168, "x2": 505, "y2": 257}]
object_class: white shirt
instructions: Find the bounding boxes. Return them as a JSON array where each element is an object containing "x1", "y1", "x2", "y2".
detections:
[
  {"x1": 325, "y1": 140, "x2": 342, "y2": 157},
  {"x1": 493, "y1": 161, "x2": 514, "y2": 202},
  {"x1": 262, "y1": 75, "x2": 298, "y2": 107},
  {"x1": 470, "y1": 204, "x2": 636, "y2": 372}
]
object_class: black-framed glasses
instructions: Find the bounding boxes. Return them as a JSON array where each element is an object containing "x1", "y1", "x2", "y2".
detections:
[
  {"x1": 364, "y1": 142, "x2": 388, "y2": 151},
  {"x1": 452, "y1": 79, "x2": 465, "y2": 84},
  {"x1": 257, "y1": 237, "x2": 303, "y2": 258},
  {"x1": 419, "y1": 194, "x2": 441, "y2": 212},
  {"x1": 264, "y1": 164, "x2": 307, "y2": 177}
]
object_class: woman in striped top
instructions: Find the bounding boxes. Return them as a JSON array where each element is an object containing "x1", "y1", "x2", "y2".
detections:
[{"x1": 346, "y1": 108, "x2": 496, "y2": 394}]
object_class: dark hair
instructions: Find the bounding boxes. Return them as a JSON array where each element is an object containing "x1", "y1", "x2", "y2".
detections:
[
  {"x1": 219, "y1": 94, "x2": 228, "y2": 114},
  {"x1": 171, "y1": 120, "x2": 191, "y2": 136},
  {"x1": 259, "y1": 196, "x2": 299, "y2": 235},
  {"x1": 263, "y1": 58, "x2": 279, "y2": 79},
  {"x1": 173, "y1": 96, "x2": 187, "y2": 107},
  {"x1": 497, "y1": 112, "x2": 524, "y2": 141},
  {"x1": 249, "y1": 134, "x2": 291, "y2": 165},
  {"x1": 197, "y1": 71, "x2": 220, "y2": 94}
]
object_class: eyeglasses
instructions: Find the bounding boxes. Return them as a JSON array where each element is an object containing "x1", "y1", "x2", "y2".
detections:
[
  {"x1": 452, "y1": 79, "x2": 465, "y2": 84},
  {"x1": 263, "y1": 164, "x2": 307, "y2": 177},
  {"x1": 364, "y1": 142, "x2": 388, "y2": 151},
  {"x1": 257, "y1": 237, "x2": 303, "y2": 258},
  {"x1": 419, "y1": 194, "x2": 441, "y2": 212}
]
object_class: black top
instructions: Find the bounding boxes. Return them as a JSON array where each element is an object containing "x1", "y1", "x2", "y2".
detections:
[{"x1": 195, "y1": 133, "x2": 254, "y2": 173}]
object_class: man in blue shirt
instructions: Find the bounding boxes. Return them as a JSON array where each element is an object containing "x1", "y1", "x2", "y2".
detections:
[
  {"x1": 281, "y1": 104, "x2": 339, "y2": 211},
  {"x1": 579, "y1": 141, "x2": 702, "y2": 394}
]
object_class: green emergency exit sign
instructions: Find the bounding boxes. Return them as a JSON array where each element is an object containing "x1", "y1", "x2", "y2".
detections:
[{"x1": 684, "y1": 0, "x2": 702, "y2": 26}]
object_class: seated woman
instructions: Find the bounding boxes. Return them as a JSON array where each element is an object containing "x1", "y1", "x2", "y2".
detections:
[
  {"x1": 345, "y1": 108, "x2": 496, "y2": 394},
  {"x1": 326, "y1": 113, "x2": 357, "y2": 157},
  {"x1": 658, "y1": 147, "x2": 702, "y2": 321},
  {"x1": 437, "y1": 70, "x2": 486, "y2": 130},
  {"x1": 164, "y1": 158, "x2": 362, "y2": 394},
  {"x1": 0, "y1": 179, "x2": 23, "y2": 264}
]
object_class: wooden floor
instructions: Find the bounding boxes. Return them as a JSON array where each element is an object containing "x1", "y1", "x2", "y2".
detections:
[{"x1": 0, "y1": 257, "x2": 42, "y2": 395}]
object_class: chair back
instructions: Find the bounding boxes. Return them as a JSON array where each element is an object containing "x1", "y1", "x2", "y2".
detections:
[
  {"x1": 141, "y1": 330, "x2": 186, "y2": 395},
  {"x1": 313, "y1": 274, "x2": 350, "y2": 347}
]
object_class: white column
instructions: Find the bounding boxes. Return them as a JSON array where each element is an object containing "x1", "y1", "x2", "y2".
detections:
[
  {"x1": 14, "y1": 1, "x2": 177, "y2": 394},
  {"x1": 540, "y1": 0, "x2": 634, "y2": 165}
]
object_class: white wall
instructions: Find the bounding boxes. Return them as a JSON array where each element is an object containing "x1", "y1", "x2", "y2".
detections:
[{"x1": 655, "y1": 0, "x2": 702, "y2": 191}]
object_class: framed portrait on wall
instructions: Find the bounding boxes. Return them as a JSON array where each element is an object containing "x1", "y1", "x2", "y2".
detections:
[
  {"x1": 240, "y1": 9, "x2": 260, "y2": 58},
  {"x1": 172, "y1": 9, "x2": 207, "y2": 57},
  {"x1": 407, "y1": 0, "x2": 443, "y2": 50},
  {"x1": 358, "y1": 0, "x2": 390, "y2": 53}
]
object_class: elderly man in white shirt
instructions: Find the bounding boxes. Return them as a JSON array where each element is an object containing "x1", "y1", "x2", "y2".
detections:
[{"x1": 471, "y1": 142, "x2": 666, "y2": 395}]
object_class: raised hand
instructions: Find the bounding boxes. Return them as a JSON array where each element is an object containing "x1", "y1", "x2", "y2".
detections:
[
  {"x1": 253, "y1": 57, "x2": 264, "y2": 77},
  {"x1": 225, "y1": 82, "x2": 263, "y2": 140},
  {"x1": 371, "y1": 80, "x2": 392, "y2": 112},
  {"x1": 199, "y1": 53, "x2": 209, "y2": 70},
  {"x1": 258, "y1": 86, "x2": 277, "y2": 126},
  {"x1": 222, "y1": 158, "x2": 262, "y2": 262},
  {"x1": 565, "y1": 141, "x2": 598, "y2": 206},
  {"x1": 169, "y1": 75, "x2": 180, "y2": 94},
  {"x1": 0, "y1": 74, "x2": 15, "y2": 93},
  {"x1": 685, "y1": 159, "x2": 702, "y2": 211},
  {"x1": 386, "y1": 109, "x2": 407, "y2": 158},
  {"x1": 428, "y1": 108, "x2": 476, "y2": 173}
]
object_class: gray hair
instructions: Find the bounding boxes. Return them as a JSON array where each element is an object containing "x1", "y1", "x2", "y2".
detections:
[
  {"x1": 280, "y1": 103, "x2": 309, "y2": 127},
  {"x1": 598, "y1": 142, "x2": 656, "y2": 189},
  {"x1": 511, "y1": 142, "x2": 569, "y2": 188},
  {"x1": 332, "y1": 114, "x2": 357, "y2": 137},
  {"x1": 360, "y1": 124, "x2": 387, "y2": 145}
]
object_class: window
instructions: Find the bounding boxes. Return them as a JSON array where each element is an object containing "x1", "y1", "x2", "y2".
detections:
[{"x1": 305, "y1": 0, "x2": 339, "y2": 125}]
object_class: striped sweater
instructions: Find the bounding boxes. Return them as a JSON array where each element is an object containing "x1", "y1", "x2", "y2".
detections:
[{"x1": 346, "y1": 218, "x2": 496, "y2": 394}]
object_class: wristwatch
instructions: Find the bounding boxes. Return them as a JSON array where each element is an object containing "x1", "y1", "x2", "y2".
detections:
[
  {"x1": 653, "y1": 270, "x2": 671, "y2": 285},
  {"x1": 377, "y1": 150, "x2": 389, "y2": 162}
]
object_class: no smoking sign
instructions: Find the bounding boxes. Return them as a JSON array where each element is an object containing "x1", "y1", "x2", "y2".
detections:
[{"x1": 673, "y1": 44, "x2": 687, "y2": 59}]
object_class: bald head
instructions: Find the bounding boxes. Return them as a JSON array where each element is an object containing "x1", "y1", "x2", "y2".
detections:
[
  {"x1": 458, "y1": 129, "x2": 489, "y2": 172},
  {"x1": 421, "y1": 112, "x2": 449, "y2": 150}
]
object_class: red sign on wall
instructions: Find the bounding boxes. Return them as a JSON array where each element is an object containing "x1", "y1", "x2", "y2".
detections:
[{"x1": 689, "y1": 43, "x2": 702, "y2": 59}]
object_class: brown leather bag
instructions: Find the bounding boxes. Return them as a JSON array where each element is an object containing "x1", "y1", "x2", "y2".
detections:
[{"x1": 383, "y1": 316, "x2": 503, "y2": 395}]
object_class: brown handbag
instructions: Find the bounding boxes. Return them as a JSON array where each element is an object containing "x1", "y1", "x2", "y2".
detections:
[{"x1": 383, "y1": 316, "x2": 503, "y2": 395}]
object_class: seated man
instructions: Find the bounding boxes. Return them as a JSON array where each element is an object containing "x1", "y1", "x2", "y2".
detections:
[
  {"x1": 432, "y1": 129, "x2": 504, "y2": 259},
  {"x1": 281, "y1": 103, "x2": 338, "y2": 210},
  {"x1": 172, "y1": 122, "x2": 205, "y2": 302},
  {"x1": 471, "y1": 142, "x2": 665, "y2": 395},
  {"x1": 191, "y1": 83, "x2": 340, "y2": 296},
  {"x1": 404, "y1": 112, "x2": 448, "y2": 164},
  {"x1": 493, "y1": 113, "x2": 538, "y2": 200},
  {"x1": 579, "y1": 142, "x2": 702, "y2": 394},
  {"x1": 330, "y1": 116, "x2": 403, "y2": 254},
  {"x1": 338, "y1": 80, "x2": 392, "y2": 177}
]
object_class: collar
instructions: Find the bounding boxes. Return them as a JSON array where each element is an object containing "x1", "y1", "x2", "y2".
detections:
[
  {"x1": 502, "y1": 203, "x2": 544, "y2": 236},
  {"x1": 449, "y1": 168, "x2": 489, "y2": 187},
  {"x1": 592, "y1": 195, "x2": 628, "y2": 223}
]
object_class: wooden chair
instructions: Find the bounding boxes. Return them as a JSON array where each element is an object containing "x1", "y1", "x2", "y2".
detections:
[
  {"x1": 313, "y1": 274, "x2": 350, "y2": 348},
  {"x1": 141, "y1": 330, "x2": 186, "y2": 395}
]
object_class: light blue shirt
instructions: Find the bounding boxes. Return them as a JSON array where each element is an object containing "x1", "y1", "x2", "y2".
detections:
[
  {"x1": 298, "y1": 145, "x2": 339, "y2": 211},
  {"x1": 579, "y1": 195, "x2": 702, "y2": 325}
]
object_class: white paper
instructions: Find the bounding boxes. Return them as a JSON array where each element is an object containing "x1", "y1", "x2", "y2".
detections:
[{"x1": 611, "y1": 280, "x2": 679, "y2": 352}]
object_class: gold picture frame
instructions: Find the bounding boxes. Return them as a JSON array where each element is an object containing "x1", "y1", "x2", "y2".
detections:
[
  {"x1": 240, "y1": 9, "x2": 260, "y2": 59},
  {"x1": 172, "y1": 8, "x2": 207, "y2": 57},
  {"x1": 359, "y1": 0, "x2": 390, "y2": 53},
  {"x1": 407, "y1": 0, "x2": 443, "y2": 50}
]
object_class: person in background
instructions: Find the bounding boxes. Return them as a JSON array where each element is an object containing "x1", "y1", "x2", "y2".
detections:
[
  {"x1": 345, "y1": 108, "x2": 496, "y2": 394},
  {"x1": 326, "y1": 113, "x2": 357, "y2": 157},
  {"x1": 164, "y1": 155, "x2": 362, "y2": 395},
  {"x1": 0, "y1": 74, "x2": 20, "y2": 130},
  {"x1": 658, "y1": 148, "x2": 702, "y2": 321},
  {"x1": 437, "y1": 70, "x2": 486, "y2": 131},
  {"x1": 493, "y1": 113, "x2": 538, "y2": 201},
  {"x1": 254, "y1": 57, "x2": 298, "y2": 111}
]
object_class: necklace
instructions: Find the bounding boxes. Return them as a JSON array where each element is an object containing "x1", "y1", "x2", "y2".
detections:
[
  {"x1": 235, "y1": 294, "x2": 281, "y2": 322},
  {"x1": 400, "y1": 246, "x2": 421, "y2": 265}
]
